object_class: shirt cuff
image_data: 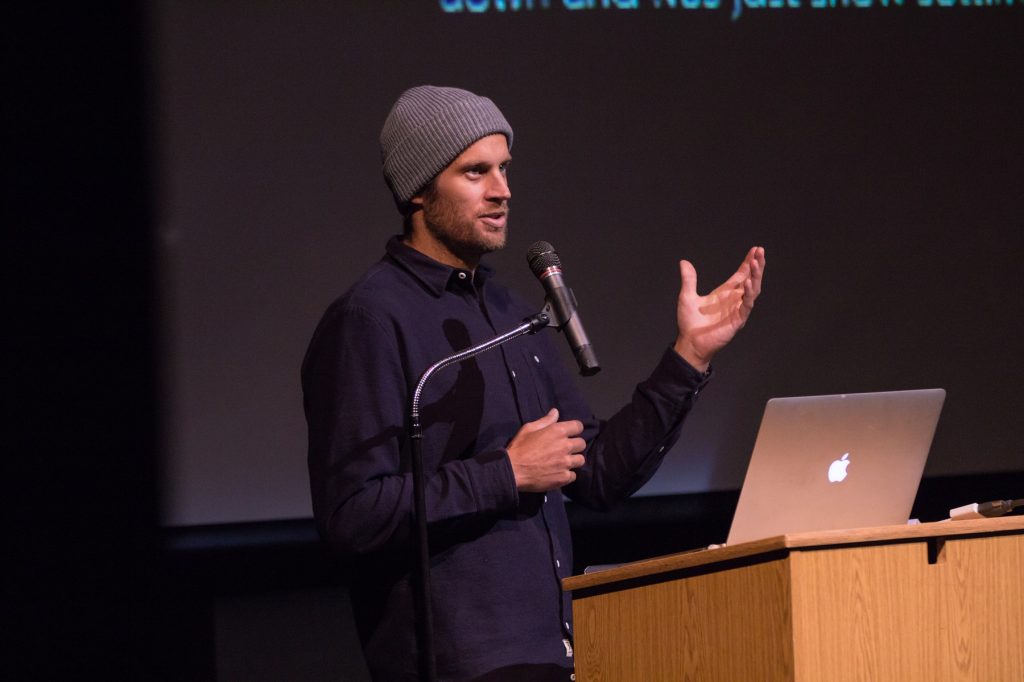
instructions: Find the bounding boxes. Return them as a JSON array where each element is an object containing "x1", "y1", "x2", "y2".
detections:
[
  {"x1": 651, "y1": 345, "x2": 714, "y2": 395},
  {"x1": 470, "y1": 448, "x2": 520, "y2": 512}
]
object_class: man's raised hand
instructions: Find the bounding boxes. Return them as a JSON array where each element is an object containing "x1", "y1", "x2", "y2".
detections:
[{"x1": 673, "y1": 246, "x2": 766, "y2": 372}]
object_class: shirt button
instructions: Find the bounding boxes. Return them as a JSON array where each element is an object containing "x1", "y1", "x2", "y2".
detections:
[
  {"x1": 533, "y1": 355, "x2": 540, "y2": 363},
  {"x1": 457, "y1": 272, "x2": 467, "y2": 280},
  {"x1": 657, "y1": 445, "x2": 665, "y2": 454},
  {"x1": 511, "y1": 370, "x2": 517, "y2": 379},
  {"x1": 565, "y1": 621, "x2": 571, "y2": 630},
  {"x1": 543, "y1": 495, "x2": 548, "y2": 503},
  {"x1": 556, "y1": 559, "x2": 561, "y2": 567}
]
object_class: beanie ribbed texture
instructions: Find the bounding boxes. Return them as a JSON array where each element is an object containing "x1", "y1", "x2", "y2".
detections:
[{"x1": 380, "y1": 85, "x2": 513, "y2": 211}]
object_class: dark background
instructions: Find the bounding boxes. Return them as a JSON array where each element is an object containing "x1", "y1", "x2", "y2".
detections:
[
  {"x1": 155, "y1": 1, "x2": 1023, "y2": 527},
  {"x1": 10, "y1": 1, "x2": 1022, "y2": 679}
]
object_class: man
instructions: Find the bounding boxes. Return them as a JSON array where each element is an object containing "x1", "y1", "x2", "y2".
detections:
[{"x1": 303, "y1": 85, "x2": 765, "y2": 681}]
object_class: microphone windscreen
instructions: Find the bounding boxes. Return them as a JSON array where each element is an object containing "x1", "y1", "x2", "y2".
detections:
[{"x1": 527, "y1": 241, "x2": 560, "y2": 276}]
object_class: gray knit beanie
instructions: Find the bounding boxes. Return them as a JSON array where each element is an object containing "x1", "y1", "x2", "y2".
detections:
[{"x1": 380, "y1": 85, "x2": 513, "y2": 211}]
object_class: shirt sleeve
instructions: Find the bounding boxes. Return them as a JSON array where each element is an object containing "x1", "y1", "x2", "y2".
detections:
[
  {"x1": 302, "y1": 303, "x2": 519, "y2": 557},
  {"x1": 558, "y1": 344, "x2": 712, "y2": 510}
]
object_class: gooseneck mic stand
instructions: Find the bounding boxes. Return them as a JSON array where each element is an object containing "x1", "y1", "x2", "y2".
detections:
[{"x1": 408, "y1": 312, "x2": 550, "y2": 682}]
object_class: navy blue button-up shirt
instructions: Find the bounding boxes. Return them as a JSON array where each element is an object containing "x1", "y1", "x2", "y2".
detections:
[{"x1": 302, "y1": 237, "x2": 710, "y2": 680}]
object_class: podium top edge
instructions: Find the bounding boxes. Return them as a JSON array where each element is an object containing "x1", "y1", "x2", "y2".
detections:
[{"x1": 563, "y1": 515, "x2": 1024, "y2": 593}]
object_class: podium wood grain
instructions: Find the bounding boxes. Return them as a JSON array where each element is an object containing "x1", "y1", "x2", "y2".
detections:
[{"x1": 566, "y1": 516, "x2": 1024, "y2": 681}]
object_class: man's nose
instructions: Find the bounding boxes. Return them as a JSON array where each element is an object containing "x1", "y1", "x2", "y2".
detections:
[{"x1": 487, "y1": 170, "x2": 511, "y2": 202}]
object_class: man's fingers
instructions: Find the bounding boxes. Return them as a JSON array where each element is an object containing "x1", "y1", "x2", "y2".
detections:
[
  {"x1": 744, "y1": 247, "x2": 765, "y2": 302},
  {"x1": 735, "y1": 247, "x2": 765, "y2": 321},
  {"x1": 568, "y1": 453, "x2": 586, "y2": 470},
  {"x1": 554, "y1": 419, "x2": 584, "y2": 438},
  {"x1": 742, "y1": 278, "x2": 755, "y2": 309},
  {"x1": 722, "y1": 246, "x2": 765, "y2": 295},
  {"x1": 751, "y1": 247, "x2": 765, "y2": 296},
  {"x1": 716, "y1": 247, "x2": 754, "y2": 288},
  {"x1": 681, "y1": 248, "x2": 764, "y2": 301}
]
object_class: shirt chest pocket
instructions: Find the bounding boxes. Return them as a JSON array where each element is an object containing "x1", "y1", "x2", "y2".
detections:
[{"x1": 514, "y1": 341, "x2": 559, "y2": 423}]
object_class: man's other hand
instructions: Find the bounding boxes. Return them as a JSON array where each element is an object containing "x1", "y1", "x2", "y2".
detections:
[{"x1": 506, "y1": 408, "x2": 586, "y2": 492}]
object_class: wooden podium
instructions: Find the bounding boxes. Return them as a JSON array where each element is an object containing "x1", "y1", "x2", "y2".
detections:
[{"x1": 563, "y1": 516, "x2": 1024, "y2": 681}]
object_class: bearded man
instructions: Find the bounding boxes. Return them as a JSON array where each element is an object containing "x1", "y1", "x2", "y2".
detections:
[{"x1": 303, "y1": 85, "x2": 765, "y2": 681}]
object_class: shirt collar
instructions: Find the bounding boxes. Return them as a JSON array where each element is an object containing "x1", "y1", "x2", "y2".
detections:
[{"x1": 385, "y1": 235, "x2": 494, "y2": 297}]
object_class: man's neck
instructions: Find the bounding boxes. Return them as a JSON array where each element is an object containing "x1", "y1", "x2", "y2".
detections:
[{"x1": 404, "y1": 229, "x2": 480, "y2": 273}]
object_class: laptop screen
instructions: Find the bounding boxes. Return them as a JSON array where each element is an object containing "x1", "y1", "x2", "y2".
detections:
[{"x1": 726, "y1": 389, "x2": 946, "y2": 545}]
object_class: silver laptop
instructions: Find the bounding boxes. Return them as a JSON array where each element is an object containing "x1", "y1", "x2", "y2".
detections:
[{"x1": 726, "y1": 389, "x2": 946, "y2": 545}]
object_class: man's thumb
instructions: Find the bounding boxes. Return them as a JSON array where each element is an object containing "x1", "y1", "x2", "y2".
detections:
[
  {"x1": 679, "y1": 259, "x2": 698, "y2": 298},
  {"x1": 532, "y1": 407, "x2": 559, "y2": 429}
]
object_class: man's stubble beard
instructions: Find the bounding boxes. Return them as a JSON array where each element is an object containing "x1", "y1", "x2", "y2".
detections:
[{"x1": 421, "y1": 190, "x2": 508, "y2": 261}]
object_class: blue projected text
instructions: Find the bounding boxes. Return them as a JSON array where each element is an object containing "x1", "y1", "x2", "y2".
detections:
[{"x1": 440, "y1": 0, "x2": 1017, "y2": 21}]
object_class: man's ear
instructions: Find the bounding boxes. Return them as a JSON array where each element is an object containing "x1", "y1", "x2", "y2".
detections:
[
  {"x1": 409, "y1": 178, "x2": 435, "y2": 210},
  {"x1": 403, "y1": 193, "x2": 425, "y2": 236}
]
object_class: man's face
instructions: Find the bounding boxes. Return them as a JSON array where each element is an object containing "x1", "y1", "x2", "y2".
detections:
[{"x1": 414, "y1": 133, "x2": 511, "y2": 264}]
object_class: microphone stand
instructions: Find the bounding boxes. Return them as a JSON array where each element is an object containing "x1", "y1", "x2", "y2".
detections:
[{"x1": 408, "y1": 312, "x2": 550, "y2": 682}]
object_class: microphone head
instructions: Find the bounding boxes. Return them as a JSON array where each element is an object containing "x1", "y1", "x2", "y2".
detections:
[{"x1": 527, "y1": 241, "x2": 561, "y2": 276}]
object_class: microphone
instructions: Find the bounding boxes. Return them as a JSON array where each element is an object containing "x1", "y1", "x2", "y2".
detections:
[{"x1": 527, "y1": 241, "x2": 601, "y2": 376}]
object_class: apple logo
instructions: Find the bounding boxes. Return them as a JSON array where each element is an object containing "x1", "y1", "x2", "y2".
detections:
[{"x1": 828, "y1": 452, "x2": 850, "y2": 483}]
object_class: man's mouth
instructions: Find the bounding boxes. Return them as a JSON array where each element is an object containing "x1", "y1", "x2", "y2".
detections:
[{"x1": 479, "y1": 211, "x2": 507, "y2": 229}]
